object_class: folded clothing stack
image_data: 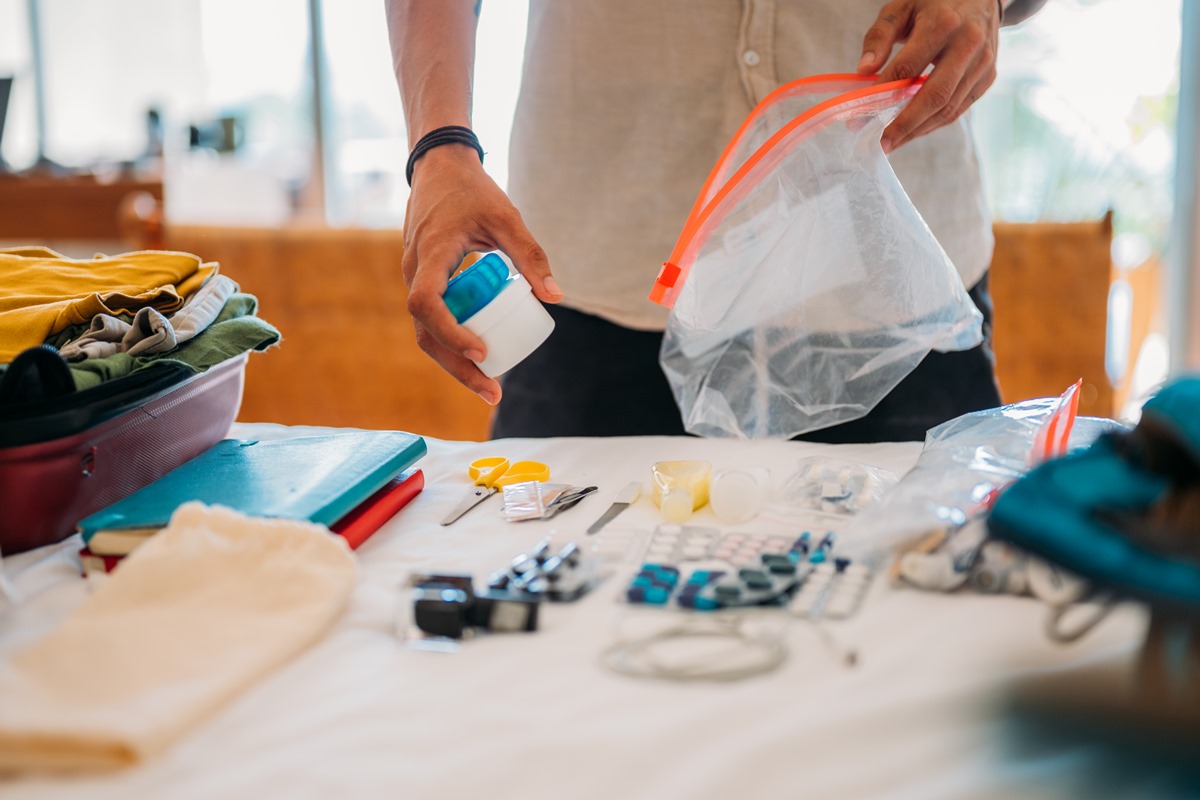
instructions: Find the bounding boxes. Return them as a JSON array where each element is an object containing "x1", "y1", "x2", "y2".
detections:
[
  {"x1": 0, "y1": 247, "x2": 280, "y2": 404},
  {"x1": 0, "y1": 247, "x2": 281, "y2": 555}
]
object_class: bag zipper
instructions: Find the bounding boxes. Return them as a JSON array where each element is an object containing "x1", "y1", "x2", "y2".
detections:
[{"x1": 651, "y1": 74, "x2": 925, "y2": 308}]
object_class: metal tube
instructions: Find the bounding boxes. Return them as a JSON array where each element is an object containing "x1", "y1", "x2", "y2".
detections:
[
  {"x1": 25, "y1": 0, "x2": 49, "y2": 166},
  {"x1": 1168, "y1": 1, "x2": 1200, "y2": 370},
  {"x1": 304, "y1": 0, "x2": 331, "y2": 222}
]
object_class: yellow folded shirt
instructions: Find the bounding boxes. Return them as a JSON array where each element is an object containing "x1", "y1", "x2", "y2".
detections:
[{"x1": 0, "y1": 247, "x2": 218, "y2": 363}]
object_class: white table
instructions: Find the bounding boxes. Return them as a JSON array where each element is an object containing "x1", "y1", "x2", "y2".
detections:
[{"x1": 0, "y1": 426, "x2": 1163, "y2": 799}]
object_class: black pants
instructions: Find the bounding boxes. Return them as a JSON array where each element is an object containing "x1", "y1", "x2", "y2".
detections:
[{"x1": 491, "y1": 276, "x2": 1002, "y2": 442}]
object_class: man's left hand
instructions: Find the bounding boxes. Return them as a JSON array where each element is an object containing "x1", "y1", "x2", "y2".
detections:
[{"x1": 858, "y1": 0, "x2": 1002, "y2": 152}]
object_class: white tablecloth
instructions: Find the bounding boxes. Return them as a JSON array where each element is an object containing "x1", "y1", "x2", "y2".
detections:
[{"x1": 0, "y1": 426, "x2": 1171, "y2": 799}]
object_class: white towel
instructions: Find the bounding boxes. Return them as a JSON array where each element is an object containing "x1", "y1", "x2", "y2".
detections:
[{"x1": 0, "y1": 502, "x2": 356, "y2": 772}]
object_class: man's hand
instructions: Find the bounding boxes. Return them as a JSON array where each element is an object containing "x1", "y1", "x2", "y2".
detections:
[
  {"x1": 858, "y1": 0, "x2": 1002, "y2": 152},
  {"x1": 402, "y1": 145, "x2": 562, "y2": 406}
]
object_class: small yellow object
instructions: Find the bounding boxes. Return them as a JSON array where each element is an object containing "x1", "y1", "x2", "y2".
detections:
[
  {"x1": 650, "y1": 460, "x2": 712, "y2": 521},
  {"x1": 660, "y1": 488, "x2": 695, "y2": 523},
  {"x1": 468, "y1": 457, "x2": 551, "y2": 488}
]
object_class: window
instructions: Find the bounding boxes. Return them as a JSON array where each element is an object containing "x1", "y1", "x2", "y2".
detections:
[
  {"x1": 1, "y1": 1, "x2": 530, "y2": 227},
  {"x1": 320, "y1": 0, "x2": 529, "y2": 226},
  {"x1": 976, "y1": 0, "x2": 1181, "y2": 251},
  {"x1": 974, "y1": 0, "x2": 1184, "y2": 411}
]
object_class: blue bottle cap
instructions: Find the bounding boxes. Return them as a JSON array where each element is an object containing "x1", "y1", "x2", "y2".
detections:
[{"x1": 442, "y1": 252, "x2": 515, "y2": 324}]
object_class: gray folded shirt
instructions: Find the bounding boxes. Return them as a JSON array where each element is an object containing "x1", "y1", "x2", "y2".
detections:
[{"x1": 59, "y1": 275, "x2": 239, "y2": 362}]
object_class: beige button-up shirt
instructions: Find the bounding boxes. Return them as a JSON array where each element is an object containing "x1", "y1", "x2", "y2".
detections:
[{"x1": 508, "y1": 0, "x2": 993, "y2": 331}]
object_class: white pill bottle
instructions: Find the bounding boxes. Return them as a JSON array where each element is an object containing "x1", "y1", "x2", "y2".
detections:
[{"x1": 442, "y1": 252, "x2": 556, "y2": 377}]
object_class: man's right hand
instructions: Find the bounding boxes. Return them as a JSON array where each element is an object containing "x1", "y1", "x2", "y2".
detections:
[{"x1": 402, "y1": 144, "x2": 562, "y2": 406}]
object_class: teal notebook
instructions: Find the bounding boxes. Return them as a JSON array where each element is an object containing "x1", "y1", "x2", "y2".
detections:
[{"x1": 77, "y1": 432, "x2": 427, "y2": 545}]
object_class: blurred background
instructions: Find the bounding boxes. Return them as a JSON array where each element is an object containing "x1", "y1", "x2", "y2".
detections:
[{"x1": 0, "y1": 0, "x2": 1196, "y2": 439}]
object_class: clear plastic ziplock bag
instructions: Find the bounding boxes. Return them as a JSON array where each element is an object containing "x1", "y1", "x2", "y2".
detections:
[
  {"x1": 839, "y1": 383, "x2": 1129, "y2": 562},
  {"x1": 650, "y1": 75, "x2": 984, "y2": 439}
]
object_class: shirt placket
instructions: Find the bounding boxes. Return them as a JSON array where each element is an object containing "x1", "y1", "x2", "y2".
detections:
[{"x1": 737, "y1": 0, "x2": 779, "y2": 105}]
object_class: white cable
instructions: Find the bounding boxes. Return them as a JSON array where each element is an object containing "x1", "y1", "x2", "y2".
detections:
[
  {"x1": 808, "y1": 618, "x2": 859, "y2": 668},
  {"x1": 600, "y1": 614, "x2": 788, "y2": 683},
  {"x1": 1044, "y1": 593, "x2": 1116, "y2": 644}
]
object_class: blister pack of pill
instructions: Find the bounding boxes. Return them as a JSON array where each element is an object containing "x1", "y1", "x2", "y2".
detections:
[
  {"x1": 625, "y1": 530, "x2": 873, "y2": 618},
  {"x1": 487, "y1": 540, "x2": 599, "y2": 602},
  {"x1": 790, "y1": 560, "x2": 873, "y2": 619},
  {"x1": 625, "y1": 563, "x2": 681, "y2": 606},
  {"x1": 642, "y1": 525, "x2": 722, "y2": 562},
  {"x1": 710, "y1": 533, "x2": 795, "y2": 567},
  {"x1": 642, "y1": 525, "x2": 835, "y2": 568},
  {"x1": 677, "y1": 560, "x2": 806, "y2": 611},
  {"x1": 625, "y1": 561, "x2": 798, "y2": 611}
]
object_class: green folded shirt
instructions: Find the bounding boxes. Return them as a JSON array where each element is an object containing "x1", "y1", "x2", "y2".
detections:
[{"x1": 48, "y1": 293, "x2": 280, "y2": 391}]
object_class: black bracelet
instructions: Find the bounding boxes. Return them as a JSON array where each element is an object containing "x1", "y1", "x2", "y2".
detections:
[{"x1": 405, "y1": 125, "x2": 485, "y2": 186}]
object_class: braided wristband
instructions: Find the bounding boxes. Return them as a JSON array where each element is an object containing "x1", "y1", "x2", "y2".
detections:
[{"x1": 405, "y1": 125, "x2": 485, "y2": 186}]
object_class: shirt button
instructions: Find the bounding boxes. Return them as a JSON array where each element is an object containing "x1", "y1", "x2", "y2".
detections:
[{"x1": 742, "y1": 49, "x2": 761, "y2": 67}]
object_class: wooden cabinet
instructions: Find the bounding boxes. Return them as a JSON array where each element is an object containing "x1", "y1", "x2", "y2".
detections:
[{"x1": 0, "y1": 175, "x2": 163, "y2": 242}]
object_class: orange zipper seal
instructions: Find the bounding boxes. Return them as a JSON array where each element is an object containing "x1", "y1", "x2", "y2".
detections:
[
  {"x1": 651, "y1": 74, "x2": 925, "y2": 307},
  {"x1": 1032, "y1": 380, "x2": 1083, "y2": 463}
]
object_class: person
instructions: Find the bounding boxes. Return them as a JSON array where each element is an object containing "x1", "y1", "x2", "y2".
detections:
[{"x1": 387, "y1": 0, "x2": 1047, "y2": 441}]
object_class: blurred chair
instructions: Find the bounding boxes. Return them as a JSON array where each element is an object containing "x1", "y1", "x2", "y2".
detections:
[{"x1": 990, "y1": 212, "x2": 1118, "y2": 418}]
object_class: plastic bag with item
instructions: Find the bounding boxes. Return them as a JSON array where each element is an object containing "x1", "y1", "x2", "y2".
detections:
[
  {"x1": 841, "y1": 383, "x2": 1128, "y2": 562},
  {"x1": 772, "y1": 456, "x2": 898, "y2": 516},
  {"x1": 989, "y1": 375, "x2": 1200, "y2": 614},
  {"x1": 650, "y1": 74, "x2": 983, "y2": 439}
]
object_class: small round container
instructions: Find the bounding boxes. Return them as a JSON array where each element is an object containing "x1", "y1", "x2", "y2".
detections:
[
  {"x1": 650, "y1": 460, "x2": 711, "y2": 523},
  {"x1": 443, "y1": 252, "x2": 556, "y2": 377},
  {"x1": 660, "y1": 487, "x2": 696, "y2": 523},
  {"x1": 709, "y1": 467, "x2": 770, "y2": 524}
]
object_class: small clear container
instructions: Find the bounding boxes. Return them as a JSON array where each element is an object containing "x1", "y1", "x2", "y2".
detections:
[
  {"x1": 650, "y1": 460, "x2": 712, "y2": 522},
  {"x1": 709, "y1": 467, "x2": 771, "y2": 524}
]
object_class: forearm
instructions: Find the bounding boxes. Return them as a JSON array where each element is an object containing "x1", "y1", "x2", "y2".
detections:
[
  {"x1": 386, "y1": 0, "x2": 481, "y2": 142},
  {"x1": 1000, "y1": 0, "x2": 1048, "y2": 26}
]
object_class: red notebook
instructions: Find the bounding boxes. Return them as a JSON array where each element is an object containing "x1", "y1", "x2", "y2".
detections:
[
  {"x1": 79, "y1": 468, "x2": 424, "y2": 574},
  {"x1": 331, "y1": 468, "x2": 424, "y2": 550}
]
